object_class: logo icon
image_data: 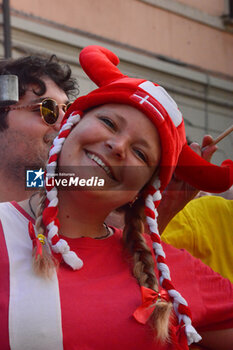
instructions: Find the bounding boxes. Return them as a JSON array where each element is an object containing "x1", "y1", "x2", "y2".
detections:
[{"x1": 26, "y1": 168, "x2": 45, "y2": 188}]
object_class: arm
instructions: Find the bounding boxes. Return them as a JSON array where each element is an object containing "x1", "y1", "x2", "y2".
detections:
[{"x1": 198, "y1": 328, "x2": 233, "y2": 350}]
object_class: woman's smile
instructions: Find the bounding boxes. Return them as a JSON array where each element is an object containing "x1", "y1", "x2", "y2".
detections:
[{"x1": 85, "y1": 150, "x2": 117, "y2": 180}]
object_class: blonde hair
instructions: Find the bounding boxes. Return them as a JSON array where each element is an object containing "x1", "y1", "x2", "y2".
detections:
[
  {"x1": 32, "y1": 188, "x2": 57, "y2": 278},
  {"x1": 123, "y1": 197, "x2": 172, "y2": 343}
]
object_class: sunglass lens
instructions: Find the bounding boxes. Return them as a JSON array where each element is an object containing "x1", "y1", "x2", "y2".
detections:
[
  {"x1": 66, "y1": 102, "x2": 73, "y2": 111},
  {"x1": 41, "y1": 99, "x2": 59, "y2": 125},
  {"x1": 62, "y1": 102, "x2": 72, "y2": 113}
]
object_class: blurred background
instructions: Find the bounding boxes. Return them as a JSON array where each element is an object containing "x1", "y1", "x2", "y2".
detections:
[{"x1": 0, "y1": 0, "x2": 233, "y2": 164}]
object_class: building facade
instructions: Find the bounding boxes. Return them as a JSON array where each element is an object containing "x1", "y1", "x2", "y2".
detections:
[{"x1": 0, "y1": 0, "x2": 233, "y2": 163}]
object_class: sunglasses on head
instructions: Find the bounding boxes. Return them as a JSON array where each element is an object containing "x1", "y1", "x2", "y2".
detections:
[{"x1": 5, "y1": 98, "x2": 72, "y2": 126}]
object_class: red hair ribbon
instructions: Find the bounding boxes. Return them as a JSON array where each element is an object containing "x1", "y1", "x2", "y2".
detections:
[
  {"x1": 133, "y1": 286, "x2": 170, "y2": 324},
  {"x1": 169, "y1": 321, "x2": 189, "y2": 350},
  {"x1": 28, "y1": 221, "x2": 43, "y2": 258}
]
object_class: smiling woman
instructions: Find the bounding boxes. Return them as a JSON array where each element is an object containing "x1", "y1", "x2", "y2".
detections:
[
  {"x1": 58, "y1": 103, "x2": 161, "y2": 208},
  {"x1": 0, "y1": 46, "x2": 232, "y2": 350}
]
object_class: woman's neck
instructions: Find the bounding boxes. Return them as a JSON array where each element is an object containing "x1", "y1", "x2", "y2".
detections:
[
  {"x1": 57, "y1": 191, "x2": 112, "y2": 239},
  {"x1": 19, "y1": 191, "x2": 114, "y2": 239}
]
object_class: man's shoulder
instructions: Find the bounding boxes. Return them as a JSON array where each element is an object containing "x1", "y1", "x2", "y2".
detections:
[
  {"x1": 185, "y1": 195, "x2": 233, "y2": 214},
  {"x1": 0, "y1": 201, "x2": 13, "y2": 215},
  {"x1": 0, "y1": 201, "x2": 24, "y2": 223}
]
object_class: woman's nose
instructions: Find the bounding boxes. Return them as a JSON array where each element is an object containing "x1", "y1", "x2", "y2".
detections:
[{"x1": 105, "y1": 138, "x2": 127, "y2": 159}]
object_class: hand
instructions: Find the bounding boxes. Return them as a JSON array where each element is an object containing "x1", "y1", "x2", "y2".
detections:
[
  {"x1": 191, "y1": 134, "x2": 217, "y2": 163},
  {"x1": 157, "y1": 135, "x2": 218, "y2": 233}
]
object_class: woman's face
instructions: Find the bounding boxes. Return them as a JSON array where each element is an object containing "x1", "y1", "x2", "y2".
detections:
[{"x1": 59, "y1": 104, "x2": 161, "y2": 209}]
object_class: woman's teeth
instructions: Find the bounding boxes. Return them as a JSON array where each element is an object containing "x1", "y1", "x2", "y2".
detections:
[{"x1": 86, "y1": 152, "x2": 114, "y2": 179}]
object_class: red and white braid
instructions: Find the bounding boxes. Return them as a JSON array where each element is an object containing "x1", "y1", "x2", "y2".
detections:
[
  {"x1": 145, "y1": 178, "x2": 202, "y2": 346},
  {"x1": 43, "y1": 112, "x2": 83, "y2": 270}
]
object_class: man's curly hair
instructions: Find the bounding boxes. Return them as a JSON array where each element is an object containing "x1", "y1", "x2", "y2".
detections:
[{"x1": 0, "y1": 55, "x2": 79, "y2": 130}]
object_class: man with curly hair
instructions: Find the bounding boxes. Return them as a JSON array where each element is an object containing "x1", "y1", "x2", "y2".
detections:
[{"x1": 0, "y1": 55, "x2": 79, "y2": 202}]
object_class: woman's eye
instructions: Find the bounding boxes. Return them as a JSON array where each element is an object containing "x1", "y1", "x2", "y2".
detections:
[
  {"x1": 134, "y1": 148, "x2": 147, "y2": 163},
  {"x1": 99, "y1": 117, "x2": 116, "y2": 130}
]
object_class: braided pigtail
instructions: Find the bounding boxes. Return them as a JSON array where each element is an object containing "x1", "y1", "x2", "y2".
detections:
[
  {"x1": 31, "y1": 188, "x2": 58, "y2": 278},
  {"x1": 28, "y1": 112, "x2": 84, "y2": 276},
  {"x1": 43, "y1": 112, "x2": 83, "y2": 270},
  {"x1": 123, "y1": 197, "x2": 172, "y2": 343},
  {"x1": 145, "y1": 179, "x2": 202, "y2": 346}
]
